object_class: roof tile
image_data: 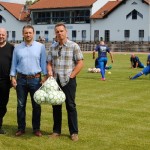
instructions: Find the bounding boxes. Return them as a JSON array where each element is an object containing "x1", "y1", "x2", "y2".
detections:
[
  {"x1": 0, "y1": 2, "x2": 29, "y2": 21},
  {"x1": 29, "y1": 0, "x2": 96, "y2": 9}
]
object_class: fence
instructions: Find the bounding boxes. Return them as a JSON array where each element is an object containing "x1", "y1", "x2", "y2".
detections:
[{"x1": 77, "y1": 41, "x2": 150, "y2": 52}]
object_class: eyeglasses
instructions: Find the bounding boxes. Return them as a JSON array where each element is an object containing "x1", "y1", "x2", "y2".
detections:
[{"x1": 58, "y1": 46, "x2": 62, "y2": 57}]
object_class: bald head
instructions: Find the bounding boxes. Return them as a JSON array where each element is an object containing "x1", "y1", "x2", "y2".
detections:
[
  {"x1": 131, "y1": 54, "x2": 135, "y2": 58},
  {"x1": 0, "y1": 28, "x2": 7, "y2": 46}
]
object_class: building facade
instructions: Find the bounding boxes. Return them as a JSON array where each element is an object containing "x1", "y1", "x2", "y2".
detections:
[{"x1": 0, "y1": 0, "x2": 149, "y2": 42}]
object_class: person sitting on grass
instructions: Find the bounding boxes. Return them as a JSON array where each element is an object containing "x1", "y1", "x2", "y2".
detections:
[
  {"x1": 130, "y1": 54, "x2": 145, "y2": 68},
  {"x1": 130, "y1": 54, "x2": 150, "y2": 80}
]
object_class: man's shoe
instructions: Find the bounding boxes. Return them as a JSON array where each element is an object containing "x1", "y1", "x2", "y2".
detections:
[
  {"x1": 108, "y1": 65, "x2": 112, "y2": 70},
  {"x1": 0, "y1": 128, "x2": 6, "y2": 134},
  {"x1": 15, "y1": 130, "x2": 25, "y2": 136},
  {"x1": 34, "y1": 130, "x2": 42, "y2": 137},
  {"x1": 101, "y1": 78, "x2": 105, "y2": 81},
  {"x1": 49, "y1": 133, "x2": 60, "y2": 138},
  {"x1": 71, "y1": 134, "x2": 79, "y2": 142}
]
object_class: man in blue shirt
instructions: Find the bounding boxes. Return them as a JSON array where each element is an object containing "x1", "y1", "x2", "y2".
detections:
[
  {"x1": 130, "y1": 54, "x2": 144, "y2": 68},
  {"x1": 93, "y1": 41, "x2": 113, "y2": 81},
  {"x1": 10, "y1": 25, "x2": 47, "y2": 137}
]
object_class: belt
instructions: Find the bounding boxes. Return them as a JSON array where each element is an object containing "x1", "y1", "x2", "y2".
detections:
[{"x1": 17, "y1": 73, "x2": 41, "y2": 79}]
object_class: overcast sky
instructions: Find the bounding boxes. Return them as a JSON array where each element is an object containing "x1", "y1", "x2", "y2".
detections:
[{"x1": 0, "y1": 0, "x2": 27, "y2": 4}]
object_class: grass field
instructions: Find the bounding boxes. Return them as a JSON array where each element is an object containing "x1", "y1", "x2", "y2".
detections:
[{"x1": 1, "y1": 52, "x2": 150, "y2": 150}]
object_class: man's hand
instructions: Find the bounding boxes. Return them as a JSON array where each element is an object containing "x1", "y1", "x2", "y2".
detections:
[
  {"x1": 11, "y1": 76, "x2": 17, "y2": 89},
  {"x1": 40, "y1": 75, "x2": 48, "y2": 84}
]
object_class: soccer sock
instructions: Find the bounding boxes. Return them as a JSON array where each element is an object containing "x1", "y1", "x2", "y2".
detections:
[
  {"x1": 131, "y1": 72, "x2": 143, "y2": 79},
  {"x1": 100, "y1": 67, "x2": 105, "y2": 78}
]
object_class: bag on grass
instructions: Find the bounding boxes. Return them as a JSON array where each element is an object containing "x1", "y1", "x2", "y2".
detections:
[{"x1": 34, "y1": 77, "x2": 66, "y2": 105}]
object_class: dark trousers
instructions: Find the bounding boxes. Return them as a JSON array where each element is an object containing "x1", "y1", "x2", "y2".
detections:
[
  {"x1": 52, "y1": 77, "x2": 78, "y2": 135},
  {"x1": 0, "y1": 78, "x2": 11, "y2": 127},
  {"x1": 16, "y1": 77, "x2": 41, "y2": 131}
]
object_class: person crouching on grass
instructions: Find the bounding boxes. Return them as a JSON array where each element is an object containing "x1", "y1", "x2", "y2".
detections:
[{"x1": 130, "y1": 54, "x2": 150, "y2": 80}]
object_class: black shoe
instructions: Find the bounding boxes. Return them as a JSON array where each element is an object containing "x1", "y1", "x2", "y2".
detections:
[{"x1": 0, "y1": 128, "x2": 6, "y2": 134}]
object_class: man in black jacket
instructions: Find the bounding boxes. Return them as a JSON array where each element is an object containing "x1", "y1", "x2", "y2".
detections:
[{"x1": 0, "y1": 28, "x2": 14, "y2": 134}]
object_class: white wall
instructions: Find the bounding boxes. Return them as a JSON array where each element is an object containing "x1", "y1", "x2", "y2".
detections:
[
  {"x1": 0, "y1": 5, "x2": 26, "y2": 41},
  {"x1": 33, "y1": 24, "x2": 91, "y2": 42}
]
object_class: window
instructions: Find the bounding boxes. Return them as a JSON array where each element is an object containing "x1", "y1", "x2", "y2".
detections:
[
  {"x1": 7, "y1": 31, "x2": 9, "y2": 38},
  {"x1": 105, "y1": 30, "x2": 110, "y2": 42},
  {"x1": 0, "y1": 15, "x2": 2, "y2": 23},
  {"x1": 94, "y1": 30, "x2": 99, "y2": 42},
  {"x1": 72, "y1": 30, "x2": 76, "y2": 41},
  {"x1": 36, "y1": 31, "x2": 40, "y2": 41},
  {"x1": 132, "y1": 10, "x2": 137, "y2": 19},
  {"x1": 124, "y1": 30, "x2": 130, "y2": 41},
  {"x1": 139, "y1": 30, "x2": 144, "y2": 41},
  {"x1": 44, "y1": 31, "x2": 49, "y2": 42},
  {"x1": 126, "y1": 9, "x2": 143, "y2": 20},
  {"x1": 82, "y1": 30, "x2": 86, "y2": 42},
  {"x1": 132, "y1": 1, "x2": 137, "y2": 5},
  {"x1": 12, "y1": 31, "x2": 16, "y2": 41},
  {"x1": 139, "y1": 30, "x2": 144, "y2": 38},
  {"x1": 32, "y1": 10, "x2": 90, "y2": 25},
  {"x1": 124, "y1": 30, "x2": 130, "y2": 38}
]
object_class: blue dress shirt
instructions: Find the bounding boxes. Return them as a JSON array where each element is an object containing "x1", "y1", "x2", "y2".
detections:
[{"x1": 10, "y1": 41, "x2": 47, "y2": 76}]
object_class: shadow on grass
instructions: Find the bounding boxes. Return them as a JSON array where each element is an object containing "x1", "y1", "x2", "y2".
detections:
[{"x1": 2, "y1": 124, "x2": 70, "y2": 139}]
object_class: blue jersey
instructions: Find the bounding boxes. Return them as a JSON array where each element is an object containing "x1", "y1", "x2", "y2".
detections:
[
  {"x1": 130, "y1": 56, "x2": 142, "y2": 65},
  {"x1": 95, "y1": 44, "x2": 110, "y2": 58}
]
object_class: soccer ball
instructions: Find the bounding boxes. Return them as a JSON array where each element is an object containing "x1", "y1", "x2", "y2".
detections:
[
  {"x1": 108, "y1": 71, "x2": 111, "y2": 75},
  {"x1": 88, "y1": 68, "x2": 92, "y2": 72},
  {"x1": 46, "y1": 90, "x2": 66, "y2": 105},
  {"x1": 91, "y1": 68, "x2": 97, "y2": 73},
  {"x1": 96, "y1": 68, "x2": 100, "y2": 73},
  {"x1": 34, "y1": 90, "x2": 48, "y2": 104},
  {"x1": 42, "y1": 78, "x2": 59, "y2": 91}
]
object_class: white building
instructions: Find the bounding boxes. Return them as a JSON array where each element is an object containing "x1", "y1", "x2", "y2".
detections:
[
  {"x1": 0, "y1": 1, "x2": 30, "y2": 41},
  {"x1": 91, "y1": 0, "x2": 150, "y2": 42},
  {"x1": 0, "y1": 0, "x2": 149, "y2": 42}
]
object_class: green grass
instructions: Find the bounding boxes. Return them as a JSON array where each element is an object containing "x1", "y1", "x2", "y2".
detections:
[{"x1": 1, "y1": 53, "x2": 150, "y2": 150}]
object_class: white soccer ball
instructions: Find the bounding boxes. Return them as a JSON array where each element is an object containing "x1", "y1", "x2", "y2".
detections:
[
  {"x1": 46, "y1": 90, "x2": 66, "y2": 105},
  {"x1": 34, "y1": 90, "x2": 48, "y2": 104},
  {"x1": 96, "y1": 68, "x2": 101, "y2": 73},
  {"x1": 91, "y1": 68, "x2": 97, "y2": 73},
  {"x1": 42, "y1": 78, "x2": 59, "y2": 91},
  {"x1": 108, "y1": 71, "x2": 112, "y2": 75},
  {"x1": 88, "y1": 68, "x2": 92, "y2": 72}
]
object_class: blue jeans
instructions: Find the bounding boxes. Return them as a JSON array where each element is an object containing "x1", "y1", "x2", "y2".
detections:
[
  {"x1": 52, "y1": 77, "x2": 78, "y2": 135},
  {"x1": 98, "y1": 57, "x2": 108, "y2": 78},
  {"x1": 16, "y1": 77, "x2": 41, "y2": 131}
]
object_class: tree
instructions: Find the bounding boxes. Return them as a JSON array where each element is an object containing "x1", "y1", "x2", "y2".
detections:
[{"x1": 26, "y1": 0, "x2": 40, "y2": 5}]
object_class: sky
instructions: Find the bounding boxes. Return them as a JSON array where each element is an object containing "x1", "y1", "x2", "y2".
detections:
[{"x1": 0, "y1": 0, "x2": 28, "y2": 4}]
